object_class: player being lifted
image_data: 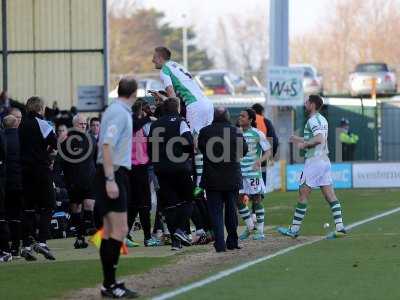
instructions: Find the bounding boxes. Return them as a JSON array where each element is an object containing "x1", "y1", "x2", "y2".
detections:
[
  {"x1": 151, "y1": 47, "x2": 214, "y2": 193},
  {"x1": 277, "y1": 95, "x2": 346, "y2": 239},
  {"x1": 151, "y1": 47, "x2": 214, "y2": 133},
  {"x1": 237, "y1": 109, "x2": 271, "y2": 241}
]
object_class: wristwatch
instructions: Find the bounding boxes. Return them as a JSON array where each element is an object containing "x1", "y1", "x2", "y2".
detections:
[{"x1": 105, "y1": 175, "x2": 115, "y2": 182}]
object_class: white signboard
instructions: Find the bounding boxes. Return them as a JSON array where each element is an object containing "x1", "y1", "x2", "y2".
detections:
[
  {"x1": 353, "y1": 163, "x2": 400, "y2": 188},
  {"x1": 265, "y1": 163, "x2": 281, "y2": 193},
  {"x1": 77, "y1": 85, "x2": 105, "y2": 112},
  {"x1": 267, "y1": 66, "x2": 304, "y2": 106}
]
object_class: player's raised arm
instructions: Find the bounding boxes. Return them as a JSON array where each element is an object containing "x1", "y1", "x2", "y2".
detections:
[{"x1": 165, "y1": 85, "x2": 176, "y2": 97}]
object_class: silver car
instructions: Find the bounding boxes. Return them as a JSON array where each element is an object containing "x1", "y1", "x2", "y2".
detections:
[
  {"x1": 349, "y1": 63, "x2": 397, "y2": 96},
  {"x1": 108, "y1": 78, "x2": 163, "y2": 99},
  {"x1": 291, "y1": 64, "x2": 324, "y2": 95},
  {"x1": 137, "y1": 79, "x2": 163, "y2": 97}
]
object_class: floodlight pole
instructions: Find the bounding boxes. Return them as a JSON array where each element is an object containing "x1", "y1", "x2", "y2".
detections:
[
  {"x1": 267, "y1": 0, "x2": 291, "y2": 163},
  {"x1": 269, "y1": 0, "x2": 289, "y2": 67}
]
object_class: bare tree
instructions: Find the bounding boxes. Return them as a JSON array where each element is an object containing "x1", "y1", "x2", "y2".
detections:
[
  {"x1": 213, "y1": 8, "x2": 268, "y2": 78},
  {"x1": 229, "y1": 13, "x2": 268, "y2": 73},
  {"x1": 291, "y1": 0, "x2": 400, "y2": 93},
  {"x1": 108, "y1": 0, "x2": 138, "y2": 17},
  {"x1": 215, "y1": 19, "x2": 236, "y2": 72}
]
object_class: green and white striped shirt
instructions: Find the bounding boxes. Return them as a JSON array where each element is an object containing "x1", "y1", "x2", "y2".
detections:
[
  {"x1": 304, "y1": 113, "x2": 329, "y2": 159},
  {"x1": 160, "y1": 61, "x2": 206, "y2": 106},
  {"x1": 240, "y1": 127, "x2": 270, "y2": 179}
]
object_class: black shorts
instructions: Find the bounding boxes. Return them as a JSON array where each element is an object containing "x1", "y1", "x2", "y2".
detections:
[
  {"x1": 129, "y1": 164, "x2": 151, "y2": 209},
  {"x1": 0, "y1": 184, "x2": 5, "y2": 218},
  {"x1": 67, "y1": 185, "x2": 96, "y2": 204},
  {"x1": 156, "y1": 170, "x2": 194, "y2": 209},
  {"x1": 5, "y1": 188, "x2": 23, "y2": 219},
  {"x1": 95, "y1": 166, "x2": 130, "y2": 217},
  {"x1": 22, "y1": 166, "x2": 55, "y2": 210}
]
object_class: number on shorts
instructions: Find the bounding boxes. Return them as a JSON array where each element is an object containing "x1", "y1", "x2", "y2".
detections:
[{"x1": 250, "y1": 178, "x2": 260, "y2": 187}]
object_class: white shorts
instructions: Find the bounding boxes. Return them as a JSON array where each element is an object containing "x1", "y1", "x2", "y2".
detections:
[
  {"x1": 300, "y1": 156, "x2": 332, "y2": 188},
  {"x1": 239, "y1": 177, "x2": 266, "y2": 196},
  {"x1": 186, "y1": 98, "x2": 214, "y2": 134}
]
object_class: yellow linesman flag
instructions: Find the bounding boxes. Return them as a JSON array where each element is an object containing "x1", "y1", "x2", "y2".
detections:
[{"x1": 89, "y1": 228, "x2": 129, "y2": 255}]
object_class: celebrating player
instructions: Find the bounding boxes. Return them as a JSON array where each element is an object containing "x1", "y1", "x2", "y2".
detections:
[
  {"x1": 151, "y1": 47, "x2": 213, "y2": 134},
  {"x1": 237, "y1": 109, "x2": 271, "y2": 241},
  {"x1": 152, "y1": 47, "x2": 213, "y2": 195},
  {"x1": 277, "y1": 95, "x2": 346, "y2": 239}
]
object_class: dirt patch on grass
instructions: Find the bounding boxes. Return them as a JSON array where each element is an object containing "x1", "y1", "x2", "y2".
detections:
[{"x1": 65, "y1": 235, "x2": 320, "y2": 299}]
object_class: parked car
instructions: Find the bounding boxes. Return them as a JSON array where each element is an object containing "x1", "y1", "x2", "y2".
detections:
[
  {"x1": 109, "y1": 78, "x2": 163, "y2": 99},
  {"x1": 195, "y1": 70, "x2": 247, "y2": 95},
  {"x1": 391, "y1": 95, "x2": 400, "y2": 101},
  {"x1": 349, "y1": 63, "x2": 397, "y2": 96},
  {"x1": 291, "y1": 64, "x2": 324, "y2": 95},
  {"x1": 137, "y1": 79, "x2": 163, "y2": 97}
]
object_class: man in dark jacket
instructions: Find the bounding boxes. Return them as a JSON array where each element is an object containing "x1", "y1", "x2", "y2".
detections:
[
  {"x1": 148, "y1": 97, "x2": 194, "y2": 250},
  {"x1": 3, "y1": 114, "x2": 23, "y2": 258},
  {"x1": 198, "y1": 107, "x2": 248, "y2": 252},
  {"x1": 0, "y1": 124, "x2": 10, "y2": 262},
  {"x1": 59, "y1": 114, "x2": 97, "y2": 249},
  {"x1": 19, "y1": 96, "x2": 57, "y2": 261}
]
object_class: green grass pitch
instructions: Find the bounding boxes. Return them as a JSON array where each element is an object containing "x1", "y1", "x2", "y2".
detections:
[{"x1": 1, "y1": 189, "x2": 399, "y2": 299}]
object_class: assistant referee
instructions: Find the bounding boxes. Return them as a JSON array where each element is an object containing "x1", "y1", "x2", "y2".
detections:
[{"x1": 95, "y1": 76, "x2": 139, "y2": 298}]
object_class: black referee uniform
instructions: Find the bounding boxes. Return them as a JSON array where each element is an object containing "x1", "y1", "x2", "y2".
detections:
[{"x1": 95, "y1": 94, "x2": 138, "y2": 298}]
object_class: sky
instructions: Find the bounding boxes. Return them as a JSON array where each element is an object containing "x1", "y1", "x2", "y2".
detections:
[
  {"x1": 138, "y1": 0, "x2": 331, "y2": 38},
  {"x1": 110, "y1": 0, "x2": 333, "y2": 70}
]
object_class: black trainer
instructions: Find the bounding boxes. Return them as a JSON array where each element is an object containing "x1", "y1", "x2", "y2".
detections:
[
  {"x1": 101, "y1": 282, "x2": 139, "y2": 298},
  {"x1": 74, "y1": 237, "x2": 89, "y2": 249},
  {"x1": 171, "y1": 237, "x2": 182, "y2": 251},
  {"x1": 20, "y1": 247, "x2": 37, "y2": 261},
  {"x1": 115, "y1": 282, "x2": 139, "y2": 298},
  {"x1": 33, "y1": 243, "x2": 56, "y2": 260},
  {"x1": 173, "y1": 229, "x2": 192, "y2": 247}
]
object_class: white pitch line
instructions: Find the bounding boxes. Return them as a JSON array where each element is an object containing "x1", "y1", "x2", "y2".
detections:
[
  {"x1": 345, "y1": 207, "x2": 400, "y2": 230},
  {"x1": 152, "y1": 206, "x2": 400, "y2": 300}
]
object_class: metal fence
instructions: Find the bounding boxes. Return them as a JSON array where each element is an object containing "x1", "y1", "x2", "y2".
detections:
[{"x1": 381, "y1": 100, "x2": 400, "y2": 161}]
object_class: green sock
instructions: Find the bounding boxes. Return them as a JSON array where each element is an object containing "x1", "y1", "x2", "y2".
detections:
[
  {"x1": 253, "y1": 202, "x2": 265, "y2": 234},
  {"x1": 291, "y1": 202, "x2": 307, "y2": 232},
  {"x1": 329, "y1": 200, "x2": 344, "y2": 231},
  {"x1": 194, "y1": 153, "x2": 203, "y2": 186},
  {"x1": 238, "y1": 202, "x2": 254, "y2": 230}
]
